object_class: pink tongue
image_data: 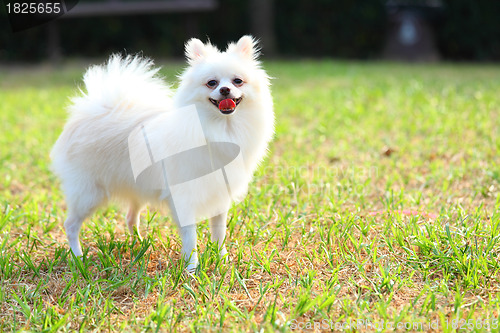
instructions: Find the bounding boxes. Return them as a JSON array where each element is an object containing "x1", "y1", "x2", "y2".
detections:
[{"x1": 218, "y1": 98, "x2": 236, "y2": 111}]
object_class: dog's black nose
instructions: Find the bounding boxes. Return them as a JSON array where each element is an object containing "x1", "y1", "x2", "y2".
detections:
[{"x1": 219, "y1": 87, "x2": 230, "y2": 96}]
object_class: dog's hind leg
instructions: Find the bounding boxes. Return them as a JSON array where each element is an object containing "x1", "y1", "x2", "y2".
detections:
[
  {"x1": 63, "y1": 183, "x2": 104, "y2": 257},
  {"x1": 64, "y1": 213, "x2": 85, "y2": 257},
  {"x1": 126, "y1": 202, "x2": 142, "y2": 240}
]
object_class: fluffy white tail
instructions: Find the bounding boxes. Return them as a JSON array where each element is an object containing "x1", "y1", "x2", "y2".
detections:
[{"x1": 70, "y1": 54, "x2": 172, "y2": 116}]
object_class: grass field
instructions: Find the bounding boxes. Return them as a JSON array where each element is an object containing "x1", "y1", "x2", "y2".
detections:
[{"x1": 1, "y1": 60, "x2": 500, "y2": 332}]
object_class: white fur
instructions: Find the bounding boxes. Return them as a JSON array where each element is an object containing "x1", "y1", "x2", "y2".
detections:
[{"x1": 50, "y1": 36, "x2": 274, "y2": 272}]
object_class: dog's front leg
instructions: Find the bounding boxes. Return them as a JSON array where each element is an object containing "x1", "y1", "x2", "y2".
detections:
[
  {"x1": 179, "y1": 224, "x2": 198, "y2": 272},
  {"x1": 166, "y1": 195, "x2": 198, "y2": 272},
  {"x1": 210, "y1": 212, "x2": 228, "y2": 260}
]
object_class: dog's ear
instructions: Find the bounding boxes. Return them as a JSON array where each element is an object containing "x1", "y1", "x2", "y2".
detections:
[
  {"x1": 185, "y1": 38, "x2": 207, "y2": 64},
  {"x1": 234, "y1": 35, "x2": 260, "y2": 60}
]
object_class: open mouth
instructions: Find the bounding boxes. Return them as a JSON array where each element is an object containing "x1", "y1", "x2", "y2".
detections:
[{"x1": 209, "y1": 97, "x2": 242, "y2": 114}]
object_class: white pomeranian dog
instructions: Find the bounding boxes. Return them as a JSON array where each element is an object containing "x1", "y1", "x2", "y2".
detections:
[{"x1": 50, "y1": 36, "x2": 274, "y2": 271}]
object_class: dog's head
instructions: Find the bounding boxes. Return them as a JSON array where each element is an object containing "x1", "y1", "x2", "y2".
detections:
[{"x1": 176, "y1": 36, "x2": 270, "y2": 116}]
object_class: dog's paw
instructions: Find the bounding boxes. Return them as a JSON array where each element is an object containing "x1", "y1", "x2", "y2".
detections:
[
  {"x1": 185, "y1": 263, "x2": 197, "y2": 275},
  {"x1": 219, "y1": 246, "x2": 229, "y2": 262},
  {"x1": 184, "y1": 255, "x2": 198, "y2": 274}
]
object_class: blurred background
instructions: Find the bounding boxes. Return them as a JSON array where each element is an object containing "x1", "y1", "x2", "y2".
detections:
[{"x1": 1, "y1": 0, "x2": 500, "y2": 63}]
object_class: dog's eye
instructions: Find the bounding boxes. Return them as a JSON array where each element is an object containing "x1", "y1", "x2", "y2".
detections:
[
  {"x1": 233, "y1": 78, "x2": 243, "y2": 86},
  {"x1": 206, "y1": 80, "x2": 218, "y2": 88}
]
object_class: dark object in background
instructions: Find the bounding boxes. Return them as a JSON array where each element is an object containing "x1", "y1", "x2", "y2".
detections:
[
  {"x1": 436, "y1": 0, "x2": 500, "y2": 61},
  {"x1": 46, "y1": 0, "x2": 217, "y2": 62},
  {"x1": 250, "y1": 0, "x2": 276, "y2": 56},
  {"x1": 275, "y1": 0, "x2": 386, "y2": 59},
  {"x1": 383, "y1": 0, "x2": 443, "y2": 62},
  {"x1": 2, "y1": 0, "x2": 500, "y2": 62}
]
